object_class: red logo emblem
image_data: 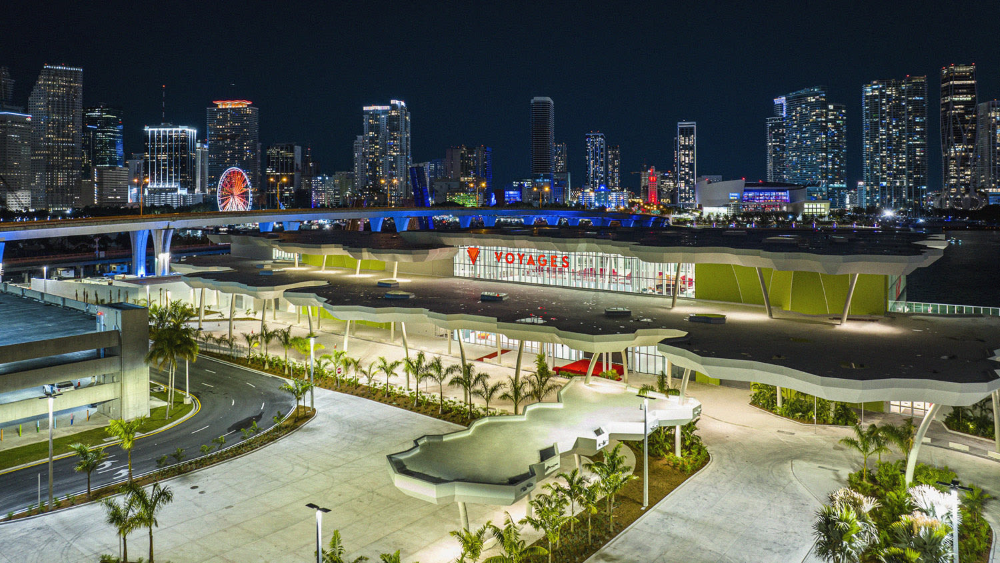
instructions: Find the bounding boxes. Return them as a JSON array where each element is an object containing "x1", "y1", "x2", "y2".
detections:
[{"x1": 467, "y1": 247, "x2": 480, "y2": 264}]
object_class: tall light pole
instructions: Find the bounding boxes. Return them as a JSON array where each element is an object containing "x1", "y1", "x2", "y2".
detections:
[
  {"x1": 39, "y1": 391, "x2": 61, "y2": 509},
  {"x1": 308, "y1": 335, "x2": 316, "y2": 409},
  {"x1": 937, "y1": 478, "x2": 972, "y2": 563},
  {"x1": 305, "y1": 503, "x2": 331, "y2": 563},
  {"x1": 640, "y1": 397, "x2": 649, "y2": 509}
]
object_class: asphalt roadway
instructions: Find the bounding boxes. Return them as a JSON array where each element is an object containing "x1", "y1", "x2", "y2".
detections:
[{"x1": 0, "y1": 357, "x2": 294, "y2": 515}]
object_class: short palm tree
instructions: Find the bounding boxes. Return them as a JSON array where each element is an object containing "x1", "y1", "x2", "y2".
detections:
[
  {"x1": 474, "y1": 379, "x2": 506, "y2": 415},
  {"x1": 484, "y1": 512, "x2": 547, "y2": 563},
  {"x1": 425, "y1": 358, "x2": 457, "y2": 414},
  {"x1": 102, "y1": 492, "x2": 139, "y2": 563},
  {"x1": 450, "y1": 521, "x2": 490, "y2": 563},
  {"x1": 319, "y1": 350, "x2": 350, "y2": 387},
  {"x1": 814, "y1": 488, "x2": 880, "y2": 563},
  {"x1": 404, "y1": 351, "x2": 429, "y2": 405},
  {"x1": 321, "y1": 529, "x2": 369, "y2": 563},
  {"x1": 579, "y1": 482, "x2": 601, "y2": 544},
  {"x1": 527, "y1": 354, "x2": 560, "y2": 405},
  {"x1": 585, "y1": 443, "x2": 637, "y2": 532},
  {"x1": 376, "y1": 356, "x2": 403, "y2": 396},
  {"x1": 106, "y1": 417, "x2": 145, "y2": 481},
  {"x1": 523, "y1": 492, "x2": 575, "y2": 563},
  {"x1": 127, "y1": 481, "x2": 174, "y2": 563},
  {"x1": 69, "y1": 443, "x2": 107, "y2": 498},
  {"x1": 839, "y1": 423, "x2": 890, "y2": 481},
  {"x1": 880, "y1": 420, "x2": 917, "y2": 456},
  {"x1": 241, "y1": 332, "x2": 259, "y2": 360},
  {"x1": 555, "y1": 469, "x2": 587, "y2": 532},
  {"x1": 450, "y1": 363, "x2": 486, "y2": 420},
  {"x1": 280, "y1": 378, "x2": 314, "y2": 419},
  {"x1": 274, "y1": 327, "x2": 295, "y2": 375},
  {"x1": 378, "y1": 551, "x2": 402, "y2": 563},
  {"x1": 500, "y1": 373, "x2": 529, "y2": 415}
]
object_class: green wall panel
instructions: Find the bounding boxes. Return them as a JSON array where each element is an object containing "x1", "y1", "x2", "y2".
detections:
[{"x1": 693, "y1": 263, "x2": 743, "y2": 303}]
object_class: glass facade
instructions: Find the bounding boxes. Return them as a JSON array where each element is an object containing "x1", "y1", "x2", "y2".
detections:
[{"x1": 454, "y1": 245, "x2": 695, "y2": 297}]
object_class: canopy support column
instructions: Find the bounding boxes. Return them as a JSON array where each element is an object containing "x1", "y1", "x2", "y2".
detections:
[
  {"x1": 390, "y1": 322, "x2": 395, "y2": 342},
  {"x1": 228, "y1": 294, "x2": 235, "y2": 341},
  {"x1": 675, "y1": 424, "x2": 682, "y2": 458},
  {"x1": 584, "y1": 354, "x2": 598, "y2": 385},
  {"x1": 679, "y1": 368, "x2": 691, "y2": 404},
  {"x1": 456, "y1": 330, "x2": 466, "y2": 366},
  {"x1": 496, "y1": 336, "x2": 502, "y2": 365},
  {"x1": 343, "y1": 320, "x2": 351, "y2": 352},
  {"x1": 671, "y1": 262, "x2": 681, "y2": 308},
  {"x1": 756, "y1": 267, "x2": 773, "y2": 319},
  {"x1": 777, "y1": 387, "x2": 783, "y2": 408},
  {"x1": 841, "y1": 273, "x2": 859, "y2": 325},
  {"x1": 666, "y1": 359, "x2": 672, "y2": 389},
  {"x1": 621, "y1": 348, "x2": 630, "y2": 385},
  {"x1": 197, "y1": 288, "x2": 206, "y2": 330},
  {"x1": 401, "y1": 322, "x2": 410, "y2": 391},
  {"x1": 905, "y1": 403, "x2": 943, "y2": 485},
  {"x1": 393, "y1": 261, "x2": 398, "y2": 279},
  {"x1": 513, "y1": 340, "x2": 525, "y2": 414},
  {"x1": 307, "y1": 306, "x2": 313, "y2": 334},
  {"x1": 260, "y1": 300, "x2": 266, "y2": 335},
  {"x1": 992, "y1": 391, "x2": 1000, "y2": 453},
  {"x1": 457, "y1": 501, "x2": 469, "y2": 532},
  {"x1": 355, "y1": 260, "x2": 361, "y2": 276}
]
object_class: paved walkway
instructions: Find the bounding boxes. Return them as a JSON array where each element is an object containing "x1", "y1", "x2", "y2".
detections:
[{"x1": 587, "y1": 383, "x2": 1000, "y2": 563}]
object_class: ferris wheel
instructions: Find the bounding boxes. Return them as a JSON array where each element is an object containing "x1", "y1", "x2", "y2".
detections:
[{"x1": 217, "y1": 167, "x2": 252, "y2": 212}]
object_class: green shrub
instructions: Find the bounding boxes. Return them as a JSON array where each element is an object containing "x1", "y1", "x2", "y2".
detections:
[{"x1": 749, "y1": 383, "x2": 777, "y2": 411}]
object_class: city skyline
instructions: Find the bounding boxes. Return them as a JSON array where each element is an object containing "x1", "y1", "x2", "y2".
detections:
[{"x1": 0, "y1": 2, "x2": 997, "y2": 200}]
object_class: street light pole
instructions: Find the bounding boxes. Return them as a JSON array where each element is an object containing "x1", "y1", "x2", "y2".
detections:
[
  {"x1": 305, "y1": 503, "x2": 331, "y2": 563},
  {"x1": 641, "y1": 397, "x2": 649, "y2": 509},
  {"x1": 309, "y1": 336, "x2": 316, "y2": 410},
  {"x1": 40, "y1": 391, "x2": 61, "y2": 509},
  {"x1": 937, "y1": 478, "x2": 972, "y2": 563}
]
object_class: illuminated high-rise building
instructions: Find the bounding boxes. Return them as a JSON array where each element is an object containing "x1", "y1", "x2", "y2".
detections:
[
  {"x1": 553, "y1": 142, "x2": 567, "y2": 174},
  {"x1": 675, "y1": 122, "x2": 696, "y2": 205},
  {"x1": 0, "y1": 67, "x2": 13, "y2": 107},
  {"x1": 265, "y1": 143, "x2": 302, "y2": 207},
  {"x1": 607, "y1": 145, "x2": 621, "y2": 191},
  {"x1": 530, "y1": 97, "x2": 555, "y2": 201},
  {"x1": 766, "y1": 116, "x2": 785, "y2": 182},
  {"x1": 862, "y1": 76, "x2": 928, "y2": 210},
  {"x1": 940, "y1": 64, "x2": 978, "y2": 197},
  {"x1": 195, "y1": 140, "x2": 209, "y2": 194},
  {"x1": 585, "y1": 132, "x2": 607, "y2": 189},
  {"x1": 778, "y1": 87, "x2": 846, "y2": 200},
  {"x1": 359, "y1": 100, "x2": 410, "y2": 206},
  {"x1": 83, "y1": 104, "x2": 124, "y2": 174},
  {"x1": 207, "y1": 99, "x2": 259, "y2": 198},
  {"x1": 975, "y1": 100, "x2": 1000, "y2": 203},
  {"x1": 0, "y1": 109, "x2": 32, "y2": 210},
  {"x1": 29, "y1": 64, "x2": 83, "y2": 210},
  {"x1": 444, "y1": 145, "x2": 492, "y2": 202},
  {"x1": 144, "y1": 124, "x2": 197, "y2": 207}
]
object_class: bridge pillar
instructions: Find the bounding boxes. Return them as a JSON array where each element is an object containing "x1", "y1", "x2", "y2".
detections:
[
  {"x1": 620, "y1": 218, "x2": 635, "y2": 227},
  {"x1": 129, "y1": 230, "x2": 150, "y2": 277},
  {"x1": 0, "y1": 241, "x2": 4, "y2": 279},
  {"x1": 151, "y1": 228, "x2": 175, "y2": 276},
  {"x1": 369, "y1": 217, "x2": 385, "y2": 232},
  {"x1": 418, "y1": 216, "x2": 434, "y2": 230},
  {"x1": 395, "y1": 217, "x2": 412, "y2": 232},
  {"x1": 641, "y1": 217, "x2": 656, "y2": 228},
  {"x1": 566, "y1": 218, "x2": 581, "y2": 227},
  {"x1": 483, "y1": 215, "x2": 497, "y2": 227},
  {"x1": 282, "y1": 221, "x2": 300, "y2": 231},
  {"x1": 259, "y1": 222, "x2": 274, "y2": 233},
  {"x1": 458, "y1": 216, "x2": 473, "y2": 229},
  {"x1": 523, "y1": 216, "x2": 537, "y2": 226}
]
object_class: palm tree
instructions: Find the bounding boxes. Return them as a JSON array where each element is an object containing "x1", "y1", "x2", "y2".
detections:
[
  {"x1": 404, "y1": 351, "x2": 429, "y2": 400},
  {"x1": 500, "y1": 373, "x2": 529, "y2": 415},
  {"x1": 579, "y1": 482, "x2": 601, "y2": 545},
  {"x1": 450, "y1": 363, "x2": 486, "y2": 420},
  {"x1": 106, "y1": 417, "x2": 145, "y2": 481},
  {"x1": 259, "y1": 322, "x2": 277, "y2": 367},
  {"x1": 69, "y1": 443, "x2": 107, "y2": 498},
  {"x1": 555, "y1": 469, "x2": 586, "y2": 532},
  {"x1": 884, "y1": 515, "x2": 951, "y2": 563},
  {"x1": 474, "y1": 379, "x2": 506, "y2": 415},
  {"x1": 880, "y1": 420, "x2": 917, "y2": 457},
  {"x1": 280, "y1": 378, "x2": 314, "y2": 419},
  {"x1": 148, "y1": 302, "x2": 199, "y2": 409},
  {"x1": 425, "y1": 358, "x2": 456, "y2": 414},
  {"x1": 102, "y1": 492, "x2": 139, "y2": 563},
  {"x1": 127, "y1": 481, "x2": 174, "y2": 563},
  {"x1": 321, "y1": 529, "x2": 369, "y2": 563},
  {"x1": 585, "y1": 443, "x2": 637, "y2": 532},
  {"x1": 839, "y1": 423, "x2": 890, "y2": 481},
  {"x1": 376, "y1": 357, "x2": 403, "y2": 396},
  {"x1": 241, "y1": 332, "x2": 259, "y2": 360},
  {"x1": 523, "y1": 492, "x2": 575, "y2": 563},
  {"x1": 450, "y1": 522, "x2": 490, "y2": 563},
  {"x1": 814, "y1": 488, "x2": 880, "y2": 563},
  {"x1": 378, "y1": 551, "x2": 402, "y2": 563},
  {"x1": 484, "y1": 512, "x2": 547, "y2": 563},
  {"x1": 274, "y1": 327, "x2": 295, "y2": 375},
  {"x1": 527, "y1": 354, "x2": 560, "y2": 405}
]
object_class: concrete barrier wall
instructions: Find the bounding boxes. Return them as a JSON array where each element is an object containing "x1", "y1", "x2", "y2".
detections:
[{"x1": 0, "y1": 383, "x2": 117, "y2": 422}]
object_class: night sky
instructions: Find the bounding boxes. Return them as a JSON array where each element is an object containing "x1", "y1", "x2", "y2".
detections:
[{"x1": 3, "y1": 1, "x2": 997, "y2": 192}]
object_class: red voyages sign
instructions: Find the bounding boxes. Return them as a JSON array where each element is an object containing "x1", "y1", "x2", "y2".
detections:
[{"x1": 466, "y1": 247, "x2": 571, "y2": 268}]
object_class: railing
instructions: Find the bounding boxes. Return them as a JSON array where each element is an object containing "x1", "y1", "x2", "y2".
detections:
[{"x1": 888, "y1": 300, "x2": 1000, "y2": 317}]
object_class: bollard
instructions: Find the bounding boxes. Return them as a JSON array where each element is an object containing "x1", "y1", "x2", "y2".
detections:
[
  {"x1": 18, "y1": 424, "x2": 22, "y2": 436},
  {"x1": 36, "y1": 420, "x2": 40, "y2": 433},
  {"x1": 70, "y1": 414, "x2": 74, "y2": 426},
  {"x1": 86, "y1": 410, "x2": 90, "y2": 421}
]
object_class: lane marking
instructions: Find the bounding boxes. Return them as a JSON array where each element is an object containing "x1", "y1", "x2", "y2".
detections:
[
  {"x1": 202, "y1": 383, "x2": 214, "y2": 387},
  {"x1": 245, "y1": 382, "x2": 256, "y2": 388},
  {"x1": 191, "y1": 425, "x2": 209, "y2": 434},
  {"x1": 205, "y1": 369, "x2": 216, "y2": 374},
  {"x1": 231, "y1": 399, "x2": 235, "y2": 407},
  {"x1": 260, "y1": 402, "x2": 265, "y2": 411}
]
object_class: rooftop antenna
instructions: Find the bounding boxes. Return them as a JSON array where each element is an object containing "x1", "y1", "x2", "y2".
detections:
[{"x1": 161, "y1": 84, "x2": 166, "y2": 124}]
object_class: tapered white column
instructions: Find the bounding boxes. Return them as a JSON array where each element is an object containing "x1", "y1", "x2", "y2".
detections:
[
  {"x1": 904, "y1": 403, "x2": 943, "y2": 485},
  {"x1": 458, "y1": 501, "x2": 469, "y2": 532},
  {"x1": 456, "y1": 330, "x2": 466, "y2": 366},
  {"x1": 841, "y1": 273, "x2": 859, "y2": 325},
  {"x1": 671, "y1": 262, "x2": 681, "y2": 308},
  {"x1": 343, "y1": 320, "x2": 351, "y2": 352},
  {"x1": 679, "y1": 368, "x2": 691, "y2": 404},
  {"x1": 584, "y1": 354, "x2": 598, "y2": 385},
  {"x1": 992, "y1": 391, "x2": 999, "y2": 453},
  {"x1": 621, "y1": 348, "x2": 630, "y2": 385},
  {"x1": 756, "y1": 267, "x2": 773, "y2": 319},
  {"x1": 198, "y1": 287, "x2": 206, "y2": 330}
]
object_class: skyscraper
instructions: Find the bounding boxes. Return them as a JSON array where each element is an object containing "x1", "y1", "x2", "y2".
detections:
[
  {"x1": 675, "y1": 122, "x2": 696, "y2": 205},
  {"x1": 144, "y1": 125, "x2": 197, "y2": 207},
  {"x1": 207, "y1": 99, "x2": 260, "y2": 200},
  {"x1": 195, "y1": 140, "x2": 209, "y2": 194},
  {"x1": 444, "y1": 145, "x2": 492, "y2": 201},
  {"x1": 360, "y1": 100, "x2": 410, "y2": 206},
  {"x1": 0, "y1": 109, "x2": 32, "y2": 210},
  {"x1": 975, "y1": 100, "x2": 1000, "y2": 203},
  {"x1": 352, "y1": 135, "x2": 365, "y2": 202},
  {"x1": 862, "y1": 77, "x2": 928, "y2": 210},
  {"x1": 265, "y1": 143, "x2": 302, "y2": 208},
  {"x1": 0, "y1": 67, "x2": 13, "y2": 107},
  {"x1": 82, "y1": 104, "x2": 124, "y2": 174},
  {"x1": 29, "y1": 64, "x2": 83, "y2": 210},
  {"x1": 940, "y1": 64, "x2": 978, "y2": 197},
  {"x1": 585, "y1": 132, "x2": 607, "y2": 189},
  {"x1": 530, "y1": 97, "x2": 555, "y2": 201},
  {"x1": 779, "y1": 87, "x2": 846, "y2": 199},
  {"x1": 607, "y1": 145, "x2": 621, "y2": 191},
  {"x1": 766, "y1": 116, "x2": 785, "y2": 182},
  {"x1": 553, "y1": 142, "x2": 567, "y2": 174}
]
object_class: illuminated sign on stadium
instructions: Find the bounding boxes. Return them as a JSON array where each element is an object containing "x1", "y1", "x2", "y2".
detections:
[{"x1": 466, "y1": 247, "x2": 571, "y2": 268}]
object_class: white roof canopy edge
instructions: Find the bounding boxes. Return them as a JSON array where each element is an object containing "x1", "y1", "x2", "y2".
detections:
[{"x1": 657, "y1": 343, "x2": 1000, "y2": 407}]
